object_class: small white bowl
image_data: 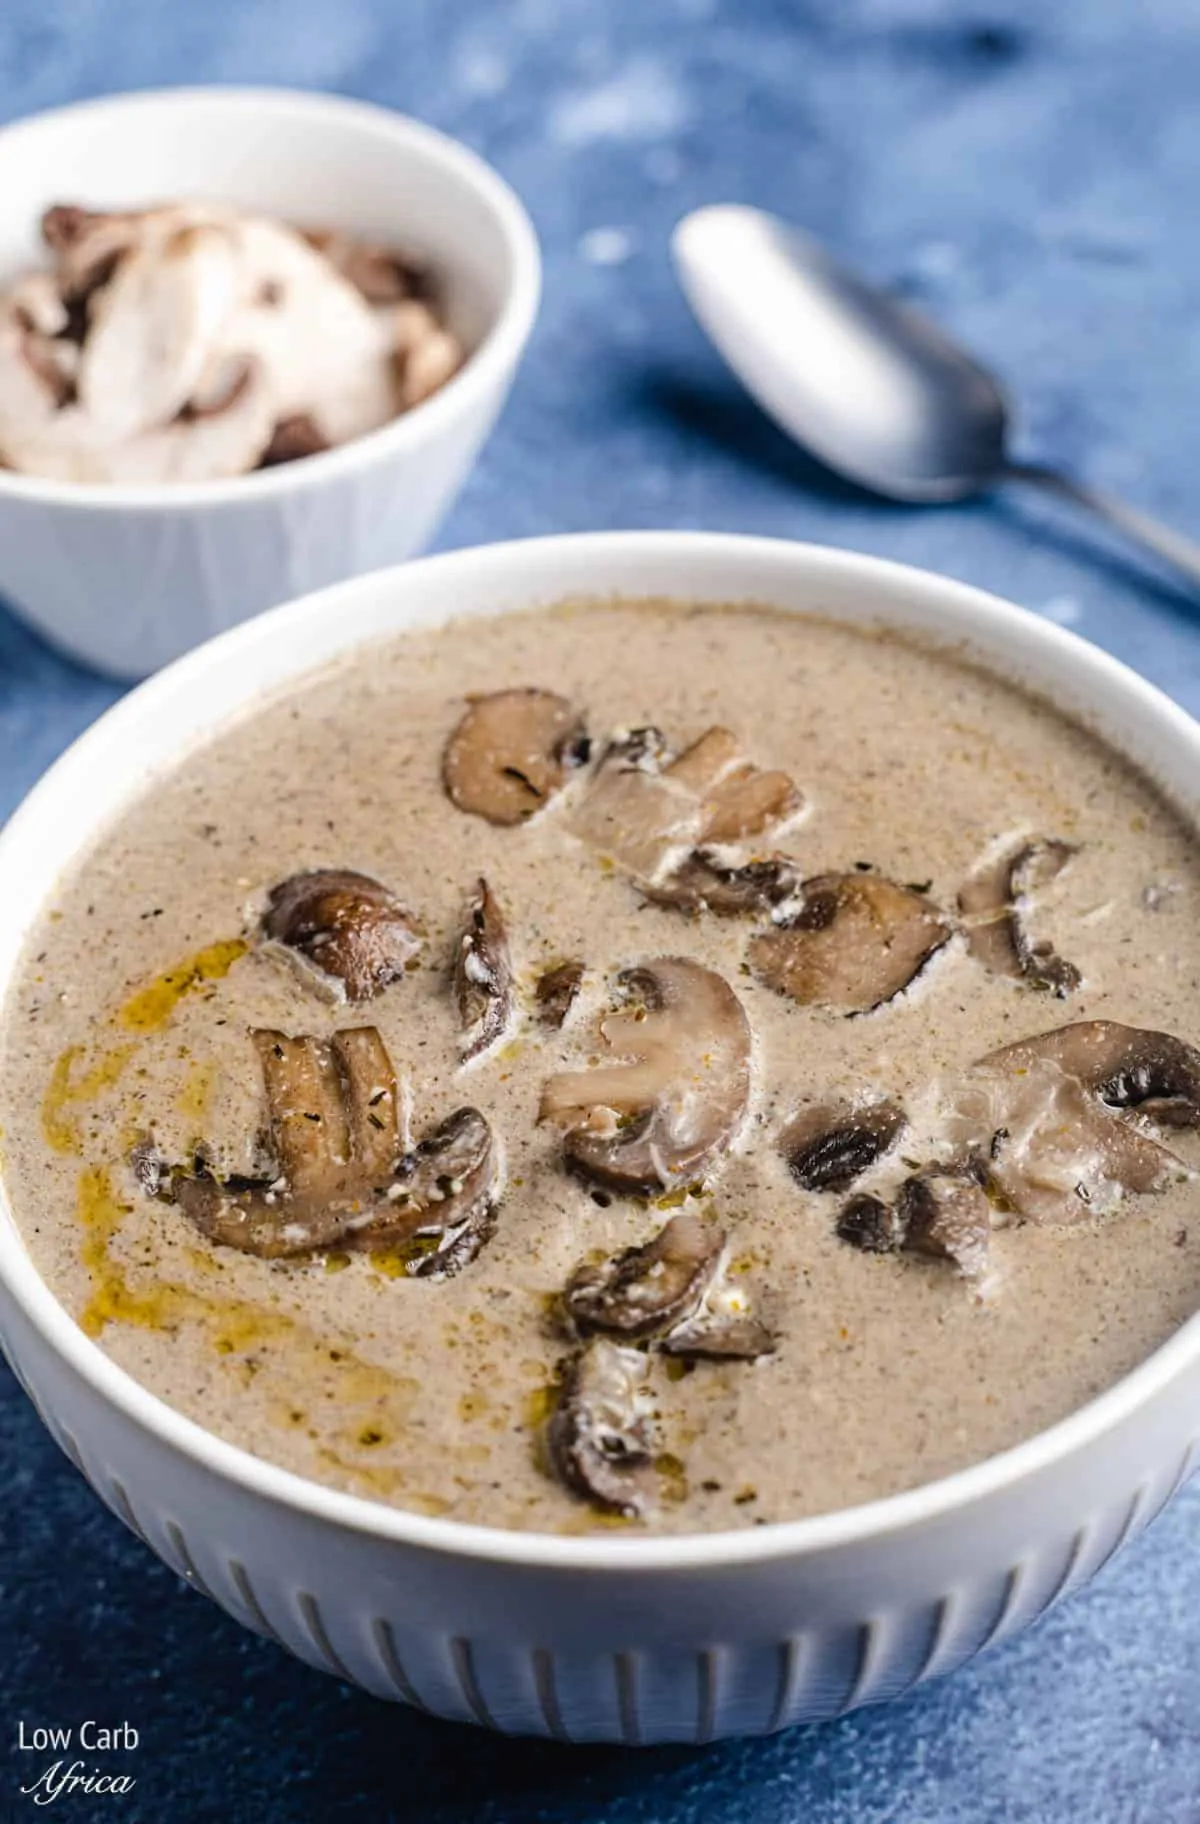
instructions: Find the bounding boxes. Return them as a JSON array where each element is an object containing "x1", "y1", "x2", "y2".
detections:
[
  {"x1": 1, "y1": 533, "x2": 1198, "y2": 1742},
  {"x1": 0, "y1": 87, "x2": 540, "y2": 678}
]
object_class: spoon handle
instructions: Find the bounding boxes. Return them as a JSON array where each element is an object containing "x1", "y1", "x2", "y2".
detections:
[{"x1": 1005, "y1": 460, "x2": 1200, "y2": 591}]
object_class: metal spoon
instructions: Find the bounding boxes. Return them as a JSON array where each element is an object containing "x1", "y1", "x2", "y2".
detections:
[{"x1": 672, "y1": 204, "x2": 1200, "y2": 587}]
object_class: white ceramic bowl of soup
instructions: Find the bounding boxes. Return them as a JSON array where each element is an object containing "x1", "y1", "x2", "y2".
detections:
[
  {"x1": 1, "y1": 532, "x2": 1198, "y2": 1743},
  {"x1": 0, "y1": 87, "x2": 540, "y2": 679}
]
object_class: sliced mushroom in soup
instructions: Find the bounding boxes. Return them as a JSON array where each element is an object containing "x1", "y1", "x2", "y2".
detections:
[{"x1": 539, "y1": 956, "x2": 753, "y2": 1195}]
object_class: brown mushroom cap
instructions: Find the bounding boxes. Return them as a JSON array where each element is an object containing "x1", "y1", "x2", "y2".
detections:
[
  {"x1": 781, "y1": 1097, "x2": 907, "y2": 1193},
  {"x1": 942, "y1": 1020, "x2": 1200, "y2": 1224},
  {"x1": 539, "y1": 956, "x2": 753, "y2": 1194},
  {"x1": 453, "y1": 876, "x2": 515, "y2": 1063},
  {"x1": 643, "y1": 851, "x2": 802, "y2": 916},
  {"x1": 836, "y1": 1192, "x2": 906, "y2": 1254},
  {"x1": 569, "y1": 724, "x2": 803, "y2": 885},
  {"x1": 259, "y1": 411, "x2": 329, "y2": 466},
  {"x1": 147, "y1": 1025, "x2": 498, "y2": 1274},
  {"x1": 659, "y1": 1303, "x2": 776, "y2": 1361},
  {"x1": 442, "y1": 689, "x2": 587, "y2": 825},
  {"x1": 41, "y1": 202, "x2": 146, "y2": 304},
  {"x1": 381, "y1": 1106, "x2": 498, "y2": 1277},
  {"x1": 261, "y1": 868, "x2": 422, "y2": 1002},
  {"x1": 658, "y1": 1241, "x2": 776, "y2": 1359},
  {"x1": 562, "y1": 1210, "x2": 774, "y2": 1360},
  {"x1": 898, "y1": 1169, "x2": 991, "y2": 1276},
  {"x1": 959, "y1": 837, "x2": 1080, "y2": 997},
  {"x1": 563, "y1": 1210, "x2": 725, "y2": 1339},
  {"x1": 545, "y1": 1339, "x2": 656, "y2": 1517},
  {"x1": 750, "y1": 872, "x2": 953, "y2": 1014},
  {"x1": 983, "y1": 1020, "x2": 1200, "y2": 1125},
  {"x1": 535, "y1": 959, "x2": 585, "y2": 1028}
]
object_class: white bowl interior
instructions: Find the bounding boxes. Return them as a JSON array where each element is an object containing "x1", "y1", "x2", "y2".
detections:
[
  {"x1": 2, "y1": 531, "x2": 1200, "y2": 1569},
  {"x1": 0, "y1": 88, "x2": 512, "y2": 356}
]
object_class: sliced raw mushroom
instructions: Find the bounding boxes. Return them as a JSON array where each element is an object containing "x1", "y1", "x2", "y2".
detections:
[
  {"x1": 454, "y1": 876, "x2": 515, "y2": 1062},
  {"x1": 222, "y1": 215, "x2": 401, "y2": 447},
  {"x1": 942, "y1": 1021, "x2": 1200, "y2": 1224},
  {"x1": 563, "y1": 1211, "x2": 724, "y2": 1339},
  {"x1": 0, "y1": 302, "x2": 73, "y2": 442},
  {"x1": 535, "y1": 958, "x2": 585, "y2": 1028},
  {"x1": 443, "y1": 689, "x2": 588, "y2": 826},
  {"x1": 386, "y1": 298, "x2": 465, "y2": 404},
  {"x1": 1, "y1": 202, "x2": 460, "y2": 484},
  {"x1": 302, "y1": 228, "x2": 431, "y2": 305},
  {"x1": 0, "y1": 349, "x2": 276, "y2": 484},
  {"x1": 781, "y1": 1097, "x2": 907, "y2": 1193},
  {"x1": 539, "y1": 956, "x2": 753, "y2": 1194},
  {"x1": 391, "y1": 298, "x2": 440, "y2": 359},
  {"x1": 9, "y1": 270, "x2": 69, "y2": 340},
  {"x1": 35, "y1": 201, "x2": 407, "y2": 456},
  {"x1": 959, "y1": 837, "x2": 1080, "y2": 996},
  {"x1": 750, "y1": 872, "x2": 953, "y2": 1015},
  {"x1": 143, "y1": 1025, "x2": 498, "y2": 1274},
  {"x1": 261, "y1": 868, "x2": 423, "y2": 1002},
  {"x1": 110, "y1": 353, "x2": 276, "y2": 483},
  {"x1": 644, "y1": 850, "x2": 802, "y2": 916},
  {"x1": 77, "y1": 219, "x2": 240, "y2": 440},
  {"x1": 570, "y1": 725, "x2": 803, "y2": 885},
  {"x1": 0, "y1": 272, "x2": 89, "y2": 441},
  {"x1": 42, "y1": 202, "x2": 112, "y2": 255},
  {"x1": 258, "y1": 411, "x2": 329, "y2": 466},
  {"x1": 898, "y1": 1169, "x2": 992, "y2": 1277},
  {"x1": 41, "y1": 202, "x2": 149, "y2": 305},
  {"x1": 400, "y1": 323, "x2": 463, "y2": 408},
  {"x1": 836, "y1": 1192, "x2": 907, "y2": 1254},
  {"x1": 545, "y1": 1338, "x2": 655, "y2": 1517}
]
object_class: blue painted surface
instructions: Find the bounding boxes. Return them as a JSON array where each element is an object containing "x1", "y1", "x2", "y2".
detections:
[{"x1": 1, "y1": 1, "x2": 1199, "y2": 1816}]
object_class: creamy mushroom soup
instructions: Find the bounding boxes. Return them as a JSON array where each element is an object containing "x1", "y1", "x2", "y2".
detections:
[{"x1": 4, "y1": 600, "x2": 1200, "y2": 1535}]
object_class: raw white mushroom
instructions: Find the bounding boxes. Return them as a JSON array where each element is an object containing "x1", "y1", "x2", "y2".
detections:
[
  {"x1": 43, "y1": 204, "x2": 190, "y2": 302},
  {"x1": 101, "y1": 356, "x2": 276, "y2": 484},
  {"x1": 0, "y1": 198, "x2": 463, "y2": 484},
  {"x1": 0, "y1": 310, "x2": 66, "y2": 432},
  {"x1": 219, "y1": 217, "x2": 399, "y2": 446},
  {"x1": 0, "y1": 354, "x2": 274, "y2": 485},
  {"x1": 9, "y1": 270, "x2": 69, "y2": 338},
  {"x1": 402, "y1": 326, "x2": 462, "y2": 407},
  {"x1": 78, "y1": 219, "x2": 240, "y2": 440}
]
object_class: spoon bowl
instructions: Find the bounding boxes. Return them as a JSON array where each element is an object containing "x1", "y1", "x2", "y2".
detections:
[
  {"x1": 672, "y1": 205, "x2": 1007, "y2": 501},
  {"x1": 673, "y1": 203, "x2": 1200, "y2": 585}
]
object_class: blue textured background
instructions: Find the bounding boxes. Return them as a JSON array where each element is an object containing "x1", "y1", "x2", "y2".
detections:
[{"x1": 2, "y1": 2, "x2": 1200, "y2": 1818}]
